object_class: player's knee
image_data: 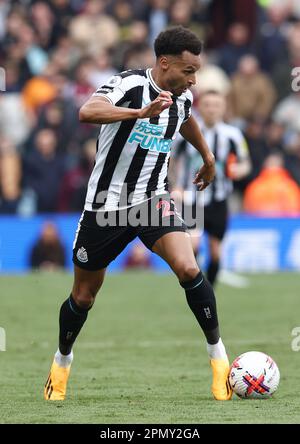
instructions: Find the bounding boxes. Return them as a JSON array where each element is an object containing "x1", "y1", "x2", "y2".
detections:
[
  {"x1": 72, "y1": 288, "x2": 98, "y2": 310},
  {"x1": 173, "y1": 260, "x2": 199, "y2": 282}
]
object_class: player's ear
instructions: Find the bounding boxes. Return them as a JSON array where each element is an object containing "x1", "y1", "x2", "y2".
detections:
[{"x1": 159, "y1": 56, "x2": 169, "y2": 71}]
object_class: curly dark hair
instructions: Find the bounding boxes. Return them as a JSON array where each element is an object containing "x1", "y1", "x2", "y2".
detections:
[{"x1": 154, "y1": 26, "x2": 203, "y2": 57}]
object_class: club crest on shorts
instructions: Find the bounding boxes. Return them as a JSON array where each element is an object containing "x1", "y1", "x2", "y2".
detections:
[{"x1": 77, "y1": 247, "x2": 88, "y2": 263}]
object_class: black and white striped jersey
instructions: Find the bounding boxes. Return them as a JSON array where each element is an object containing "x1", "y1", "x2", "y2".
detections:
[
  {"x1": 84, "y1": 68, "x2": 193, "y2": 211},
  {"x1": 173, "y1": 118, "x2": 249, "y2": 206}
]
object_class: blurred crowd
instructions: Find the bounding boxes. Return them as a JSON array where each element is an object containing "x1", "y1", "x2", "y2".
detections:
[{"x1": 1, "y1": 0, "x2": 300, "y2": 215}]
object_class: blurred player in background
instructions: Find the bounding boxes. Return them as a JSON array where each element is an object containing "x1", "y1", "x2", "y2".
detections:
[
  {"x1": 172, "y1": 90, "x2": 251, "y2": 286},
  {"x1": 44, "y1": 27, "x2": 233, "y2": 402}
]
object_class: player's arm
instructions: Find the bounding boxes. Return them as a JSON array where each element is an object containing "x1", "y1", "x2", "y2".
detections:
[
  {"x1": 227, "y1": 131, "x2": 251, "y2": 180},
  {"x1": 180, "y1": 114, "x2": 215, "y2": 191},
  {"x1": 228, "y1": 156, "x2": 251, "y2": 180},
  {"x1": 79, "y1": 92, "x2": 173, "y2": 124}
]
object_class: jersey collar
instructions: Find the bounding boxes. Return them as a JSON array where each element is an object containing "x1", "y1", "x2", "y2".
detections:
[{"x1": 147, "y1": 68, "x2": 163, "y2": 93}]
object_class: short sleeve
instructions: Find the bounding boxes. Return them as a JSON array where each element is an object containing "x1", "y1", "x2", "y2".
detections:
[
  {"x1": 92, "y1": 74, "x2": 131, "y2": 106},
  {"x1": 229, "y1": 128, "x2": 249, "y2": 161}
]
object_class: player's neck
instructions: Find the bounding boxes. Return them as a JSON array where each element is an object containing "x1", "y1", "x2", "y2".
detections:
[
  {"x1": 151, "y1": 67, "x2": 169, "y2": 91},
  {"x1": 203, "y1": 120, "x2": 216, "y2": 129}
]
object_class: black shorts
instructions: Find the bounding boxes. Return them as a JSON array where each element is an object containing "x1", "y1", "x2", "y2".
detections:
[
  {"x1": 73, "y1": 195, "x2": 187, "y2": 270},
  {"x1": 204, "y1": 200, "x2": 228, "y2": 240}
]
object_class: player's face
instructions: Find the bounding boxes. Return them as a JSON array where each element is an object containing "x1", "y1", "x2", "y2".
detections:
[
  {"x1": 160, "y1": 51, "x2": 201, "y2": 96},
  {"x1": 199, "y1": 94, "x2": 226, "y2": 126}
]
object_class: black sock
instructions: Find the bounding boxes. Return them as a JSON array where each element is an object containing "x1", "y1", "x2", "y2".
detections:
[
  {"x1": 180, "y1": 271, "x2": 220, "y2": 344},
  {"x1": 59, "y1": 294, "x2": 89, "y2": 355},
  {"x1": 207, "y1": 260, "x2": 220, "y2": 286}
]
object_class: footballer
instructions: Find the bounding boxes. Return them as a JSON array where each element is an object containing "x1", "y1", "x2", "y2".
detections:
[{"x1": 44, "y1": 26, "x2": 232, "y2": 402}]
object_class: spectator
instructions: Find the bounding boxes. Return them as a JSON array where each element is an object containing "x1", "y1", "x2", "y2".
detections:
[
  {"x1": 36, "y1": 99, "x2": 77, "y2": 152},
  {"x1": 217, "y1": 22, "x2": 253, "y2": 75},
  {"x1": 147, "y1": 0, "x2": 169, "y2": 45},
  {"x1": 264, "y1": 119, "x2": 285, "y2": 152},
  {"x1": 22, "y1": 128, "x2": 66, "y2": 212},
  {"x1": 208, "y1": 0, "x2": 257, "y2": 49},
  {"x1": 123, "y1": 43, "x2": 155, "y2": 71},
  {"x1": 17, "y1": 22, "x2": 49, "y2": 76},
  {"x1": 112, "y1": 0, "x2": 135, "y2": 41},
  {"x1": 228, "y1": 55, "x2": 276, "y2": 122},
  {"x1": 112, "y1": 20, "x2": 150, "y2": 70},
  {"x1": 67, "y1": 57, "x2": 95, "y2": 109},
  {"x1": 1, "y1": 8, "x2": 28, "y2": 50},
  {"x1": 0, "y1": 136, "x2": 21, "y2": 213},
  {"x1": 283, "y1": 19, "x2": 300, "y2": 63},
  {"x1": 194, "y1": 53, "x2": 231, "y2": 97},
  {"x1": 48, "y1": 33, "x2": 80, "y2": 75},
  {"x1": 244, "y1": 153, "x2": 300, "y2": 215},
  {"x1": 23, "y1": 86, "x2": 80, "y2": 157},
  {"x1": 169, "y1": 0, "x2": 206, "y2": 41},
  {"x1": 263, "y1": 0, "x2": 300, "y2": 20},
  {"x1": 58, "y1": 138, "x2": 95, "y2": 212},
  {"x1": 21, "y1": 66, "x2": 59, "y2": 115},
  {"x1": 273, "y1": 91, "x2": 300, "y2": 133},
  {"x1": 123, "y1": 242, "x2": 152, "y2": 270},
  {"x1": 89, "y1": 49, "x2": 117, "y2": 89},
  {"x1": 271, "y1": 22, "x2": 300, "y2": 101},
  {"x1": 256, "y1": 3, "x2": 289, "y2": 72},
  {"x1": 49, "y1": 0, "x2": 76, "y2": 32},
  {"x1": 2, "y1": 36, "x2": 32, "y2": 88},
  {"x1": 284, "y1": 131, "x2": 300, "y2": 186},
  {"x1": 237, "y1": 117, "x2": 268, "y2": 188},
  {"x1": 0, "y1": 0, "x2": 9, "y2": 42},
  {"x1": 29, "y1": 1, "x2": 55, "y2": 50},
  {"x1": 0, "y1": 65, "x2": 31, "y2": 145},
  {"x1": 69, "y1": 0, "x2": 120, "y2": 55},
  {"x1": 288, "y1": 0, "x2": 300, "y2": 19},
  {"x1": 30, "y1": 221, "x2": 66, "y2": 270},
  {"x1": 235, "y1": 119, "x2": 285, "y2": 192}
]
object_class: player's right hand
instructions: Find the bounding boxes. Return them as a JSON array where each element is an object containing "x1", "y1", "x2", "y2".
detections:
[{"x1": 138, "y1": 91, "x2": 173, "y2": 119}]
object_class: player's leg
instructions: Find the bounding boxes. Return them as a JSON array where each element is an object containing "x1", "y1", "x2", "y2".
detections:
[
  {"x1": 205, "y1": 200, "x2": 228, "y2": 286},
  {"x1": 149, "y1": 231, "x2": 232, "y2": 400},
  {"x1": 186, "y1": 201, "x2": 221, "y2": 286},
  {"x1": 188, "y1": 227, "x2": 221, "y2": 286},
  {"x1": 44, "y1": 266, "x2": 105, "y2": 401},
  {"x1": 44, "y1": 209, "x2": 136, "y2": 401},
  {"x1": 59, "y1": 265, "x2": 106, "y2": 356},
  {"x1": 151, "y1": 231, "x2": 220, "y2": 344},
  {"x1": 207, "y1": 235, "x2": 222, "y2": 286},
  {"x1": 189, "y1": 228, "x2": 201, "y2": 257}
]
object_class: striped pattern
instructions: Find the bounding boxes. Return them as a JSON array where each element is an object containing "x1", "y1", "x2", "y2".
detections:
[
  {"x1": 226, "y1": 376, "x2": 231, "y2": 397},
  {"x1": 44, "y1": 373, "x2": 53, "y2": 400},
  {"x1": 43, "y1": 360, "x2": 71, "y2": 401},
  {"x1": 174, "y1": 120, "x2": 249, "y2": 205},
  {"x1": 85, "y1": 68, "x2": 193, "y2": 211}
]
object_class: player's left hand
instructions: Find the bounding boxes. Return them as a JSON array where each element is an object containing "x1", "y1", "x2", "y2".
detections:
[{"x1": 193, "y1": 159, "x2": 215, "y2": 191}]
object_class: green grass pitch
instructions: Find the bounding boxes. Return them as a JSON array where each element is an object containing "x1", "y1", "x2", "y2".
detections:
[{"x1": 0, "y1": 271, "x2": 299, "y2": 424}]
